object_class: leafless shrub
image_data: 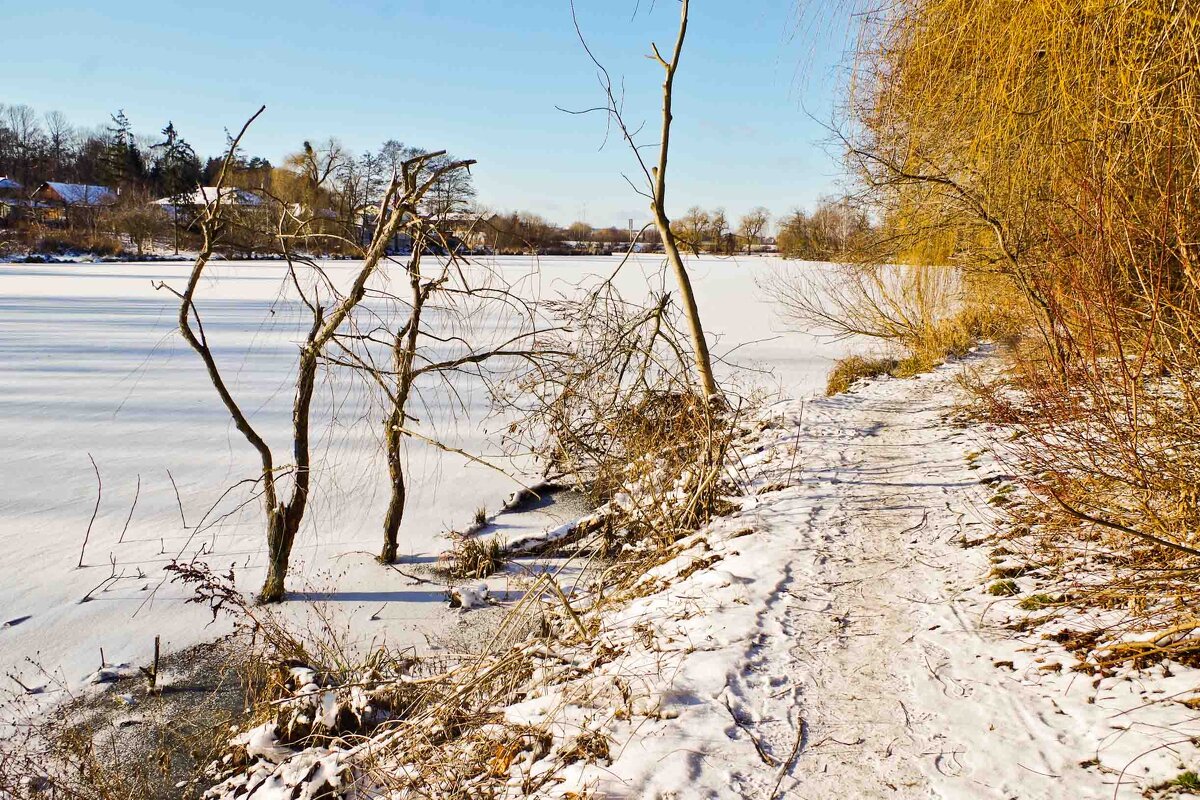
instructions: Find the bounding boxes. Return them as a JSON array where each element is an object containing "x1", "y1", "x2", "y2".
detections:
[{"x1": 499, "y1": 278, "x2": 739, "y2": 553}]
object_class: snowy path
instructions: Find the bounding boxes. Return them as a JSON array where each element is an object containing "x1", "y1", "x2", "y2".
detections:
[
  {"x1": 715, "y1": 369, "x2": 1010, "y2": 798},
  {"x1": 583, "y1": 358, "x2": 1200, "y2": 799},
  {"x1": 733, "y1": 374, "x2": 1010, "y2": 798}
]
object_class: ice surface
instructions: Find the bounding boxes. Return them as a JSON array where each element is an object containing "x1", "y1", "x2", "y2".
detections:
[{"x1": 0, "y1": 254, "x2": 855, "y2": 694}]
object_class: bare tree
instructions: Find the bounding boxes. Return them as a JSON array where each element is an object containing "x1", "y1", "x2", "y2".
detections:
[
  {"x1": 329, "y1": 223, "x2": 556, "y2": 564},
  {"x1": 110, "y1": 188, "x2": 168, "y2": 256},
  {"x1": 3, "y1": 105, "x2": 44, "y2": 186},
  {"x1": 43, "y1": 110, "x2": 74, "y2": 178},
  {"x1": 646, "y1": 1, "x2": 720, "y2": 398},
  {"x1": 159, "y1": 106, "x2": 475, "y2": 601},
  {"x1": 672, "y1": 206, "x2": 710, "y2": 255},
  {"x1": 571, "y1": 0, "x2": 721, "y2": 400},
  {"x1": 738, "y1": 207, "x2": 770, "y2": 254}
]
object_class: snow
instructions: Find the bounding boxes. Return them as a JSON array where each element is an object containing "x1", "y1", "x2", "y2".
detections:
[
  {"x1": 533, "y1": 354, "x2": 1200, "y2": 798},
  {"x1": 138, "y1": 340, "x2": 1200, "y2": 797},
  {"x1": 452, "y1": 582, "x2": 490, "y2": 609},
  {"x1": 151, "y1": 187, "x2": 263, "y2": 207},
  {"x1": 237, "y1": 723, "x2": 294, "y2": 763},
  {"x1": 0, "y1": 254, "x2": 852, "y2": 702}
]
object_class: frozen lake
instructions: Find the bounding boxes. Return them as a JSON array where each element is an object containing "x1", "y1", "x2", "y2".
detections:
[{"x1": 0, "y1": 254, "x2": 856, "y2": 692}]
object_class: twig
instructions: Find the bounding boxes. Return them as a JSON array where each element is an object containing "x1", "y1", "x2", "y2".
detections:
[
  {"x1": 545, "y1": 575, "x2": 589, "y2": 640},
  {"x1": 139, "y1": 635, "x2": 160, "y2": 690},
  {"x1": 785, "y1": 405, "x2": 805, "y2": 487},
  {"x1": 117, "y1": 474, "x2": 140, "y2": 543},
  {"x1": 1049, "y1": 490, "x2": 1200, "y2": 559},
  {"x1": 386, "y1": 563, "x2": 440, "y2": 586},
  {"x1": 80, "y1": 554, "x2": 123, "y2": 603},
  {"x1": 721, "y1": 696, "x2": 779, "y2": 766},
  {"x1": 166, "y1": 468, "x2": 188, "y2": 529},
  {"x1": 79, "y1": 453, "x2": 101, "y2": 568},
  {"x1": 769, "y1": 717, "x2": 804, "y2": 799}
]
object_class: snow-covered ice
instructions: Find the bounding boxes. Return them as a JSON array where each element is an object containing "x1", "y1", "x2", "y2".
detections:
[{"x1": 0, "y1": 254, "x2": 852, "y2": 698}]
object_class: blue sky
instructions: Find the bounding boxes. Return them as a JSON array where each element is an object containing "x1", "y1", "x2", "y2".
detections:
[{"x1": 6, "y1": 0, "x2": 853, "y2": 226}]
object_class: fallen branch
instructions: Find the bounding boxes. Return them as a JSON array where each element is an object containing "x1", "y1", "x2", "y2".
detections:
[{"x1": 1049, "y1": 490, "x2": 1200, "y2": 560}]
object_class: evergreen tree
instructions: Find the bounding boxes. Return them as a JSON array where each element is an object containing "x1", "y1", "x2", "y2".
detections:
[
  {"x1": 101, "y1": 109, "x2": 146, "y2": 188},
  {"x1": 152, "y1": 121, "x2": 201, "y2": 253}
]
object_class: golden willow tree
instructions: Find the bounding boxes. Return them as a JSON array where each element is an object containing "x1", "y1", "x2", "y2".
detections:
[{"x1": 844, "y1": 0, "x2": 1200, "y2": 557}]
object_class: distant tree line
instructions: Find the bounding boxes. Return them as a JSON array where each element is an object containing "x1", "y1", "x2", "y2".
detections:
[
  {"x1": 474, "y1": 212, "x2": 663, "y2": 255},
  {"x1": 0, "y1": 102, "x2": 874, "y2": 261},
  {"x1": 0, "y1": 103, "x2": 205, "y2": 197},
  {"x1": 775, "y1": 198, "x2": 873, "y2": 261},
  {"x1": 0, "y1": 103, "x2": 477, "y2": 257}
]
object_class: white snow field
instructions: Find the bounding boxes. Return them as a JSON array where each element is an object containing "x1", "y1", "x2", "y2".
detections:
[{"x1": 0, "y1": 254, "x2": 850, "y2": 697}]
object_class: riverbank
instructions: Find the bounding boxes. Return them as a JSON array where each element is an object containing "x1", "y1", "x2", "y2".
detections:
[
  {"x1": 12, "y1": 351, "x2": 1200, "y2": 797},
  {"x1": 562, "y1": 353, "x2": 1200, "y2": 799}
]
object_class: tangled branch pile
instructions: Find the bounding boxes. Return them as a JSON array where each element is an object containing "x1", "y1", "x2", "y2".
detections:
[{"x1": 501, "y1": 278, "x2": 739, "y2": 552}]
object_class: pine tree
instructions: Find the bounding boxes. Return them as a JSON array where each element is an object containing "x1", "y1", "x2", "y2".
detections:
[
  {"x1": 152, "y1": 121, "x2": 200, "y2": 253},
  {"x1": 101, "y1": 109, "x2": 146, "y2": 188}
]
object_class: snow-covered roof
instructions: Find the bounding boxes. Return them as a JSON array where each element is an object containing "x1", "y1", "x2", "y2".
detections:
[
  {"x1": 153, "y1": 187, "x2": 264, "y2": 207},
  {"x1": 0, "y1": 177, "x2": 22, "y2": 191},
  {"x1": 38, "y1": 182, "x2": 117, "y2": 206}
]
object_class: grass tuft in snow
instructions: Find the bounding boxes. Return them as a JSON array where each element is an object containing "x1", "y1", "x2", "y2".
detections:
[
  {"x1": 441, "y1": 533, "x2": 507, "y2": 580},
  {"x1": 825, "y1": 355, "x2": 899, "y2": 396},
  {"x1": 1017, "y1": 593, "x2": 1058, "y2": 610},
  {"x1": 987, "y1": 579, "x2": 1020, "y2": 596}
]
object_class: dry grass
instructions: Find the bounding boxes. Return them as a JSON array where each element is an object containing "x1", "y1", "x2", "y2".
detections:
[
  {"x1": 770, "y1": 255, "x2": 1024, "y2": 395},
  {"x1": 825, "y1": 355, "x2": 898, "y2": 395},
  {"x1": 441, "y1": 533, "x2": 507, "y2": 580}
]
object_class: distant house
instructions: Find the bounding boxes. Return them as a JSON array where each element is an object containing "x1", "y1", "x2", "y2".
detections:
[
  {"x1": 153, "y1": 186, "x2": 264, "y2": 222},
  {"x1": 31, "y1": 182, "x2": 117, "y2": 226},
  {"x1": 0, "y1": 177, "x2": 28, "y2": 225}
]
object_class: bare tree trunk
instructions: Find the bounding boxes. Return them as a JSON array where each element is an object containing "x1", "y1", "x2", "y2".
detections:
[
  {"x1": 380, "y1": 407, "x2": 407, "y2": 564},
  {"x1": 649, "y1": 0, "x2": 720, "y2": 400},
  {"x1": 261, "y1": 505, "x2": 299, "y2": 602},
  {"x1": 259, "y1": 339, "x2": 317, "y2": 600},
  {"x1": 379, "y1": 248, "x2": 423, "y2": 563}
]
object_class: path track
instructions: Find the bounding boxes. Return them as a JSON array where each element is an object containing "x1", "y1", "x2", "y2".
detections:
[
  {"x1": 726, "y1": 371, "x2": 1084, "y2": 798},
  {"x1": 582, "y1": 362, "x2": 1200, "y2": 799}
]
